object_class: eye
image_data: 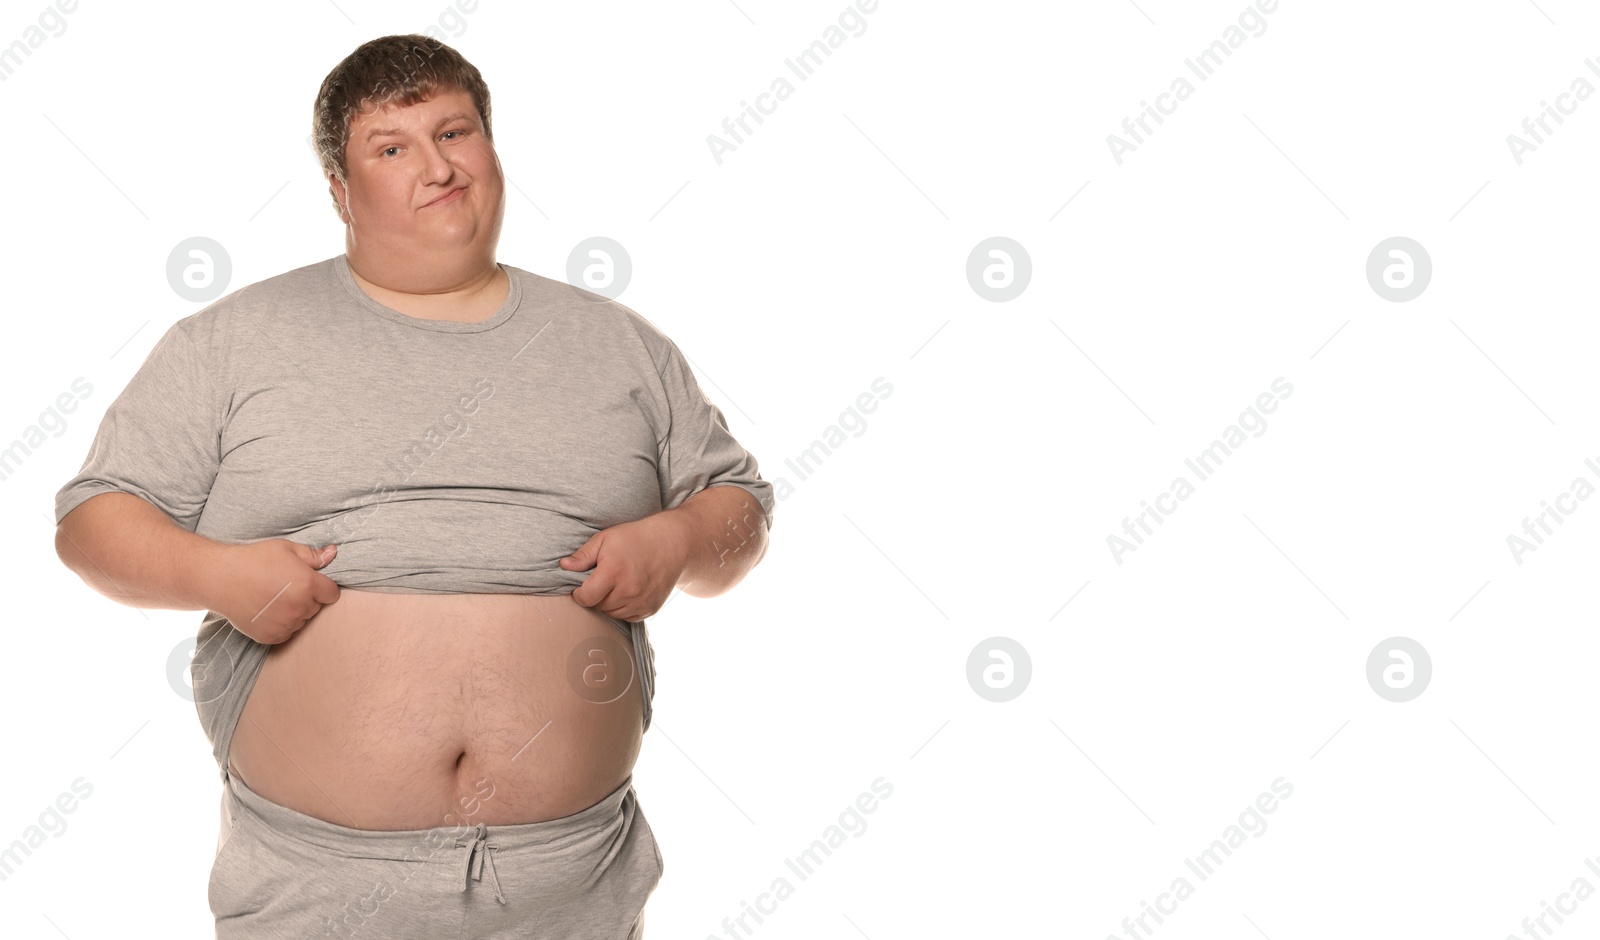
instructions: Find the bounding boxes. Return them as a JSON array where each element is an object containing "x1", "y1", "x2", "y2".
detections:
[
  {"x1": 382, "y1": 146, "x2": 400, "y2": 157},
  {"x1": 442, "y1": 130, "x2": 464, "y2": 141}
]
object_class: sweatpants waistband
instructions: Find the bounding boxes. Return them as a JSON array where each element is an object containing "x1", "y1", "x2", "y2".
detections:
[{"x1": 224, "y1": 769, "x2": 636, "y2": 860}]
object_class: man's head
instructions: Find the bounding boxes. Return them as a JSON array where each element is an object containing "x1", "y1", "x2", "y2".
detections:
[{"x1": 312, "y1": 35, "x2": 504, "y2": 267}]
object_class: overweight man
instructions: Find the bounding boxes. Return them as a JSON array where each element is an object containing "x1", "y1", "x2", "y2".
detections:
[{"x1": 53, "y1": 33, "x2": 772, "y2": 939}]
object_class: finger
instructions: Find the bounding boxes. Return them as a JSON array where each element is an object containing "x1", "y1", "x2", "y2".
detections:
[
  {"x1": 578, "y1": 572, "x2": 617, "y2": 612},
  {"x1": 311, "y1": 573, "x2": 341, "y2": 605}
]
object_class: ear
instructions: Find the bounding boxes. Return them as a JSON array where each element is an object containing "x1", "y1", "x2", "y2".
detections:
[{"x1": 329, "y1": 174, "x2": 350, "y2": 224}]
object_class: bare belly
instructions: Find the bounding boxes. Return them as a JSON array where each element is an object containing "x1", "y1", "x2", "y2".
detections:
[{"x1": 227, "y1": 589, "x2": 644, "y2": 831}]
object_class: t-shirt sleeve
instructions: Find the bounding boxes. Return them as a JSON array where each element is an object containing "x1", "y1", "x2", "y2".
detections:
[
  {"x1": 653, "y1": 334, "x2": 775, "y2": 533},
  {"x1": 54, "y1": 323, "x2": 222, "y2": 533}
]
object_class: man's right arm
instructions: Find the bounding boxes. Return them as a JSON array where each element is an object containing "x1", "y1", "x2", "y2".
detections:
[
  {"x1": 54, "y1": 492, "x2": 223, "y2": 612},
  {"x1": 55, "y1": 492, "x2": 342, "y2": 644}
]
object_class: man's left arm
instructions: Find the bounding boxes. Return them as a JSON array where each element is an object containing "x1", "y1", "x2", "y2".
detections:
[
  {"x1": 668, "y1": 483, "x2": 769, "y2": 598},
  {"x1": 561, "y1": 483, "x2": 770, "y2": 620}
]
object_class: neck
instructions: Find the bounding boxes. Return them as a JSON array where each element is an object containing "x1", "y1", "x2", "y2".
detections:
[{"x1": 347, "y1": 253, "x2": 508, "y2": 322}]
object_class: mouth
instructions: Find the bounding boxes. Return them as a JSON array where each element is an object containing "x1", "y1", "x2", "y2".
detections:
[{"x1": 425, "y1": 186, "x2": 467, "y2": 207}]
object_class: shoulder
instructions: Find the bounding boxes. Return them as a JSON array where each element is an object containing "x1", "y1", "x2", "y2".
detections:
[
  {"x1": 502, "y1": 263, "x2": 681, "y2": 367},
  {"x1": 156, "y1": 257, "x2": 341, "y2": 384},
  {"x1": 173, "y1": 256, "x2": 339, "y2": 344}
]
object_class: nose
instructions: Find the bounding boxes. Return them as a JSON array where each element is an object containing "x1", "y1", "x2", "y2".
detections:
[{"x1": 421, "y1": 139, "x2": 455, "y2": 186}]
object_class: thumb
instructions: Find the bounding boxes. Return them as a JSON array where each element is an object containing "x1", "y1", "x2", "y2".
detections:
[
  {"x1": 307, "y1": 543, "x2": 337, "y2": 568},
  {"x1": 562, "y1": 540, "x2": 595, "y2": 570}
]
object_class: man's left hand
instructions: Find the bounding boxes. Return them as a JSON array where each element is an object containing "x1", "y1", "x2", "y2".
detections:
[{"x1": 559, "y1": 513, "x2": 689, "y2": 622}]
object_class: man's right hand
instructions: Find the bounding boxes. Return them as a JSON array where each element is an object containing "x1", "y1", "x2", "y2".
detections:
[{"x1": 206, "y1": 540, "x2": 342, "y2": 645}]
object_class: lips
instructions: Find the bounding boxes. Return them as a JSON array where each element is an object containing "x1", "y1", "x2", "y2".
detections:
[{"x1": 426, "y1": 186, "x2": 466, "y2": 207}]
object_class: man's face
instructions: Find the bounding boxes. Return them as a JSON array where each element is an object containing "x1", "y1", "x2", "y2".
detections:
[{"x1": 331, "y1": 87, "x2": 504, "y2": 255}]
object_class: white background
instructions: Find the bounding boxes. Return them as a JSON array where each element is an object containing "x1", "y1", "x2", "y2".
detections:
[{"x1": 2, "y1": 0, "x2": 1598, "y2": 937}]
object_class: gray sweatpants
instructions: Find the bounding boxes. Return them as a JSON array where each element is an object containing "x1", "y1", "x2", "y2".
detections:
[{"x1": 210, "y1": 769, "x2": 663, "y2": 938}]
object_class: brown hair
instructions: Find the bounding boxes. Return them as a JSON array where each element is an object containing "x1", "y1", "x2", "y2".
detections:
[{"x1": 312, "y1": 34, "x2": 493, "y2": 209}]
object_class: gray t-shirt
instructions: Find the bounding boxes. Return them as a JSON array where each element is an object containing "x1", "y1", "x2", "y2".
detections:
[{"x1": 54, "y1": 253, "x2": 774, "y2": 780}]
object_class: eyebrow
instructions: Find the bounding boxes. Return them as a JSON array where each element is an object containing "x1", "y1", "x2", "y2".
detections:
[{"x1": 364, "y1": 112, "x2": 474, "y2": 143}]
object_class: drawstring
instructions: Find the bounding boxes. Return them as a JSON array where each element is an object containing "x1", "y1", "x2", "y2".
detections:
[{"x1": 457, "y1": 822, "x2": 507, "y2": 905}]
